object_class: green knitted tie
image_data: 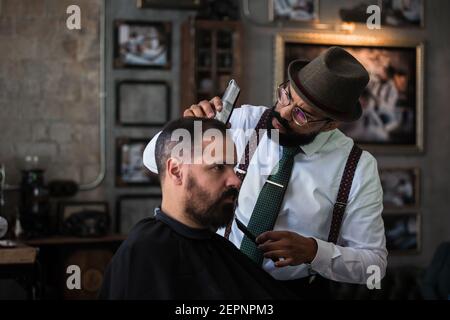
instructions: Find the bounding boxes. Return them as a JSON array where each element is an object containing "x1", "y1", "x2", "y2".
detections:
[{"x1": 240, "y1": 146, "x2": 301, "y2": 265}]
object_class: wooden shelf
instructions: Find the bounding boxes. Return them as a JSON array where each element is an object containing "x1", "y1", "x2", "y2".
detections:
[
  {"x1": 23, "y1": 234, "x2": 127, "y2": 246},
  {"x1": 197, "y1": 67, "x2": 212, "y2": 72},
  {"x1": 217, "y1": 67, "x2": 233, "y2": 73},
  {"x1": 0, "y1": 244, "x2": 38, "y2": 265}
]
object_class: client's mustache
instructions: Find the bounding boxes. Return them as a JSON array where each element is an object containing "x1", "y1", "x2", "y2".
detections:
[{"x1": 220, "y1": 188, "x2": 239, "y2": 202}]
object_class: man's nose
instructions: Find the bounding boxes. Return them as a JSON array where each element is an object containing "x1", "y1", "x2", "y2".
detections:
[
  {"x1": 227, "y1": 168, "x2": 242, "y2": 190},
  {"x1": 278, "y1": 103, "x2": 295, "y2": 120}
]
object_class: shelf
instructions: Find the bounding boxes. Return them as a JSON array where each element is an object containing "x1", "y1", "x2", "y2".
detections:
[
  {"x1": 217, "y1": 67, "x2": 233, "y2": 73},
  {"x1": 197, "y1": 89, "x2": 213, "y2": 95},
  {"x1": 217, "y1": 48, "x2": 232, "y2": 54},
  {"x1": 181, "y1": 19, "x2": 243, "y2": 113},
  {"x1": 23, "y1": 234, "x2": 127, "y2": 246},
  {"x1": 0, "y1": 245, "x2": 38, "y2": 265},
  {"x1": 197, "y1": 67, "x2": 212, "y2": 72}
]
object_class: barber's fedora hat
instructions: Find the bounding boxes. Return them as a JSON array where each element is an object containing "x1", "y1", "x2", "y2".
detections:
[{"x1": 288, "y1": 46, "x2": 369, "y2": 122}]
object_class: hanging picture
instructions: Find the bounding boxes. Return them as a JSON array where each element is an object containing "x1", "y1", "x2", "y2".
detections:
[
  {"x1": 116, "y1": 138, "x2": 159, "y2": 187},
  {"x1": 274, "y1": 32, "x2": 424, "y2": 153},
  {"x1": 116, "y1": 80, "x2": 170, "y2": 126},
  {"x1": 339, "y1": 0, "x2": 424, "y2": 28},
  {"x1": 273, "y1": 0, "x2": 319, "y2": 22},
  {"x1": 114, "y1": 20, "x2": 171, "y2": 69},
  {"x1": 116, "y1": 195, "x2": 161, "y2": 234},
  {"x1": 380, "y1": 168, "x2": 420, "y2": 209},
  {"x1": 383, "y1": 212, "x2": 420, "y2": 254}
]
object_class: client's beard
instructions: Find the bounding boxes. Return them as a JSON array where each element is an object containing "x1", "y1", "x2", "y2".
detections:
[
  {"x1": 185, "y1": 175, "x2": 239, "y2": 230},
  {"x1": 269, "y1": 107, "x2": 320, "y2": 147}
]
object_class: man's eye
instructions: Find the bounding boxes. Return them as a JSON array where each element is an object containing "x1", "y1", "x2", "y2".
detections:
[{"x1": 212, "y1": 164, "x2": 225, "y2": 171}]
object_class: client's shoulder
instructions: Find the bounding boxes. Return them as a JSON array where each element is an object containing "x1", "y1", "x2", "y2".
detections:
[{"x1": 123, "y1": 217, "x2": 177, "y2": 253}]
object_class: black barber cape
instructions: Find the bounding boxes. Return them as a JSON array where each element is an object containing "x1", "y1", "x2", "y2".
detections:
[{"x1": 99, "y1": 209, "x2": 295, "y2": 300}]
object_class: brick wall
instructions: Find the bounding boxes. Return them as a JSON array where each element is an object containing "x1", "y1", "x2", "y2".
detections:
[{"x1": 0, "y1": 0, "x2": 102, "y2": 185}]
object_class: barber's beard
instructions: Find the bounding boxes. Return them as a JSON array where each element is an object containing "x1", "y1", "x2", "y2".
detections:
[
  {"x1": 269, "y1": 107, "x2": 320, "y2": 147},
  {"x1": 184, "y1": 174, "x2": 238, "y2": 230}
]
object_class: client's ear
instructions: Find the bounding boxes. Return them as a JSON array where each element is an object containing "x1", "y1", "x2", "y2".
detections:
[{"x1": 166, "y1": 158, "x2": 183, "y2": 185}]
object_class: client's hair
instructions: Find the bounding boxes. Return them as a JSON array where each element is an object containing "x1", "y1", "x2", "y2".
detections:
[{"x1": 155, "y1": 117, "x2": 228, "y2": 180}]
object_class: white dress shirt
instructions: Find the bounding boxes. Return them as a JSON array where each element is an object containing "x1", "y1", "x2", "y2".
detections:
[{"x1": 143, "y1": 105, "x2": 387, "y2": 284}]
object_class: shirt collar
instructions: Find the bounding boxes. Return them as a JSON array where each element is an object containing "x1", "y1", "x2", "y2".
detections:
[
  {"x1": 298, "y1": 129, "x2": 335, "y2": 157},
  {"x1": 154, "y1": 207, "x2": 214, "y2": 240}
]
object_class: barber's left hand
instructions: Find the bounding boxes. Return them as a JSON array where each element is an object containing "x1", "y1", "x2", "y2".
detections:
[{"x1": 256, "y1": 231, "x2": 318, "y2": 268}]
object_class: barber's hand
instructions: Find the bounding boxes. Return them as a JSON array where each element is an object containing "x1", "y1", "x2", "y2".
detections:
[
  {"x1": 184, "y1": 96, "x2": 223, "y2": 119},
  {"x1": 256, "y1": 231, "x2": 318, "y2": 268}
]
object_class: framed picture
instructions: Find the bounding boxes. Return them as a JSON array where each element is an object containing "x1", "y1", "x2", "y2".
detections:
[
  {"x1": 114, "y1": 20, "x2": 171, "y2": 69},
  {"x1": 137, "y1": 0, "x2": 204, "y2": 10},
  {"x1": 116, "y1": 138, "x2": 160, "y2": 187},
  {"x1": 380, "y1": 0, "x2": 424, "y2": 27},
  {"x1": 339, "y1": 0, "x2": 424, "y2": 28},
  {"x1": 116, "y1": 80, "x2": 171, "y2": 127},
  {"x1": 273, "y1": 0, "x2": 319, "y2": 22},
  {"x1": 274, "y1": 32, "x2": 424, "y2": 153},
  {"x1": 380, "y1": 168, "x2": 420, "y2": 209},
  {"x1": 116, "y1": 195, "x2": 161, "y2": 234},
  {"x1": 383, "y1": 212, "x2": 420, "y2": 254},
  {"x1": 57, "y1": 201, "x2": 109, "y2": 234}
]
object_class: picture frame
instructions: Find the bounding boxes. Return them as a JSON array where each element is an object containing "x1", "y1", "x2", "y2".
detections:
[
  {"x1": 272, "y1": 0, "x2": 320, "y2": 23},
  {"x1": 383, "y1": 212, "x2": 420, "y2": 254},
  {"x1": 339, "y1": 0, "x2": 424, "y2": 28},
  {"x1": 116, "y1": 195, "x2": 162, "y2": 235},
  {"x1": 116, "y1": 80, "x2": 171, "y2": 127},
  {"x1": 57, "y1": 201, "x2": 109, "y2": 234},
  {"x1": 274, "y1": 32, "x2": 424, "y2": 154},
  {"x1": 116, "y1": 138, "x2": 160, "y2": 187},
  {"x1": 380, "y1": 167, "x2": 420, "y2": 209},
  {"x1": 114, "y1": 20, "x2": 171, "y2": 69}
]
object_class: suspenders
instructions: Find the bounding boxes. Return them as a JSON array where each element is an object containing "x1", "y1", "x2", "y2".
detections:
[
  {"x1": 234, "y1": 109, "x2": 272, "y2": 182},
  {"x1": 327, "y1": 144, "x2": 362, "y2": 244},
  {"x1": 224, "y1": 108, "x2": 363, "y2": 244}
]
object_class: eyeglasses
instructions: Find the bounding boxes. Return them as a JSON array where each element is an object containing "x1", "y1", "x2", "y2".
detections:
[{"x1": 277, "y1": 80, "x2": 330, "y2": 127}]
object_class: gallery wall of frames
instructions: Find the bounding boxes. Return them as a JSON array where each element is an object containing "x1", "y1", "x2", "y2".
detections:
[
  {"x1": 106, "y1": 0, "x2": 242, "y2": 236},
  {"x1": 104, "y1": 1, "x2": 197, "y2": 235}
]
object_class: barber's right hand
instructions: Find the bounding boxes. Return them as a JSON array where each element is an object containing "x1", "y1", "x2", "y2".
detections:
[{"x1": 183, "y1": 97, "x2": 223, "y2": 119}]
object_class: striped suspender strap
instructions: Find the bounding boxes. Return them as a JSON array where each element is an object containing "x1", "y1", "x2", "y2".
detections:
[
  {"x1": 234, "y1": 109, "x2": 272, "y2": 182},
  {"x1": 327, "y1": 144, "x2": 363, "y2": 244},
  {"x1": 224, "y1": 108, "x2": 272, "y2": 239}
]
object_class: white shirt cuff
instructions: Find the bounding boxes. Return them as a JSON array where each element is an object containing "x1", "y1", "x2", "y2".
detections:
[{"x1": 310, "y1": 237, "x2": 340, "y2": 275}]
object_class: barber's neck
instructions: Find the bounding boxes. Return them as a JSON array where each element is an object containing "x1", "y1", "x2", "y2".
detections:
[{"x1": 160, "y1": 195, "x2": 205, "y2": 229}]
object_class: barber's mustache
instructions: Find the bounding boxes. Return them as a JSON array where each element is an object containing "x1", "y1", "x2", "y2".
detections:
[{"x1": 270, "y1": 108, "x2": 292, "y2": 132}]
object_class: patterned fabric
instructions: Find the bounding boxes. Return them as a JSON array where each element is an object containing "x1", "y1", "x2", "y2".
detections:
[
  {"x1": 224, "y1": 108, "x2": 271, "y2": 239},
  {"x1": 235, "y1": 109, "x2": 272, "y2": 181},
  {"x1": 327, "y1": 145, "x2": 363, "y2": 244},
  {"x1": 240, "y1": 146, "x2": 302, "y2": 265}
]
